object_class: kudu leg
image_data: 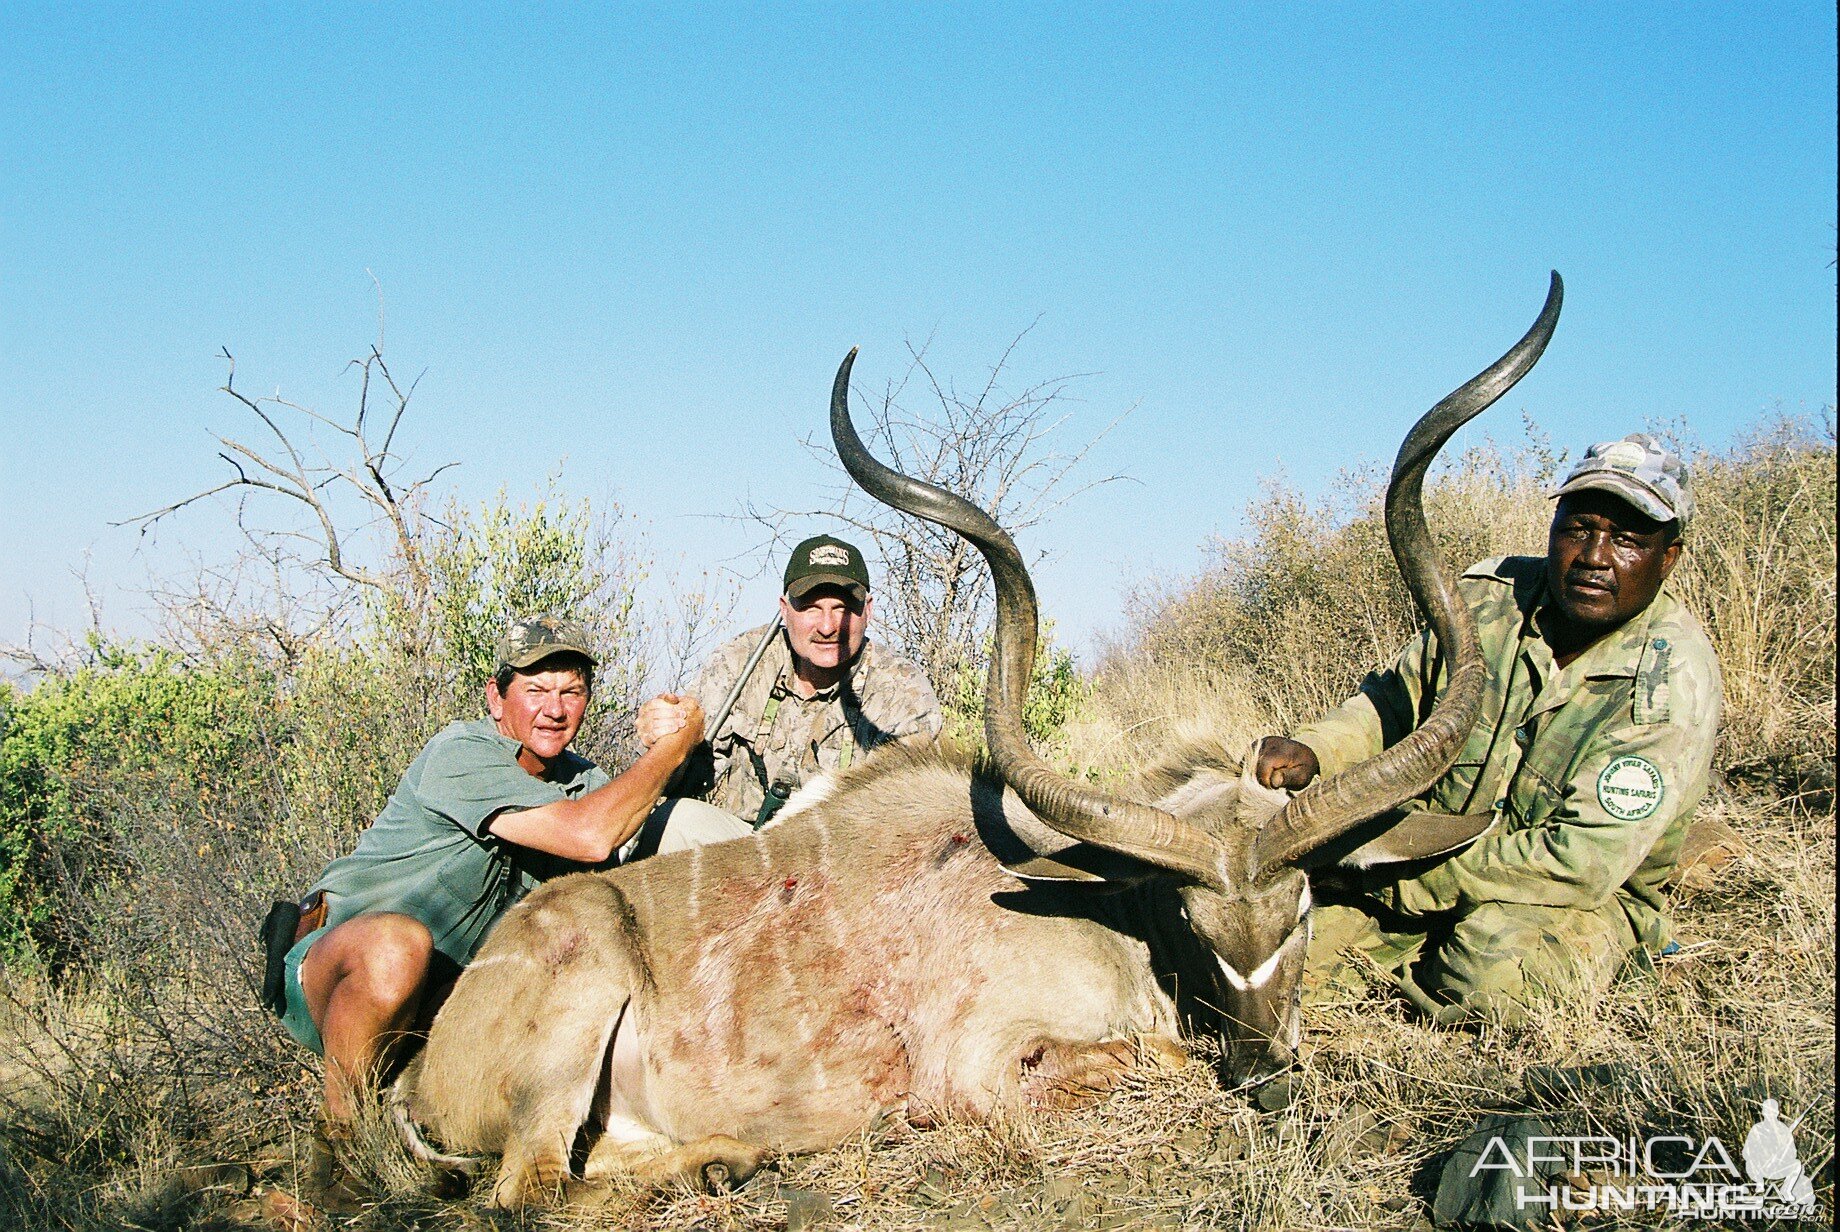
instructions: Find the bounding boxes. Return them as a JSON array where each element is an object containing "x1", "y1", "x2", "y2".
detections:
[
  {"x1": 580, "y1": 1131, "x2": 768, "y2": 1194},
  {"x1": 1018, "y1": 1034, "x2": 1188, "y2": 1109}
]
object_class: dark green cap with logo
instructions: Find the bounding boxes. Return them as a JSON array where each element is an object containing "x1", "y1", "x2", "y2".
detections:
[
  {"x1": 783, "y1": 534, "x2": 871, "y2": 604},
  {"x1": 494, "y1": 616, "x2": 598, "y2": 672}
]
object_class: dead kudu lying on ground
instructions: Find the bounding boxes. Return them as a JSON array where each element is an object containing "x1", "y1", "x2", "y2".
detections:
[{"x1": 393, "y1": 275, "x2": 1565, "y2": 1208}]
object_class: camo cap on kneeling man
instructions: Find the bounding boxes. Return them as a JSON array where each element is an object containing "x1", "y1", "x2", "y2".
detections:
[
  {"x1": 1551, "y1": 433, "x2": 1694, "y2": 530},
  {"x1": 495, "y1": 616, "x2": 599, "y2": 672}
]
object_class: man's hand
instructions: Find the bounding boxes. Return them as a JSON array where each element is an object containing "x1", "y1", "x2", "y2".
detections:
[
  {"x1": 636, "y1": 694, "x2": 692, "y2": 749},
  {"x1": 669, "y1": 696, "x2": 705, "y2": 751},
  {"x1": 638, "y1": 694, "x2": 705, "y2": 753},
  {"x1": 1255, "y1": 736, "x2": 1320, "y2": 791},
  {"x1": 491, "y1": 694, "x2": 710, "y2": 864}
]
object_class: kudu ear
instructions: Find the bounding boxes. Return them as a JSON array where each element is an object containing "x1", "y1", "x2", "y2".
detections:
[
  {"x1": 1300, "y1": 807, "x2": 1497, "y2": 870},
  {"x1": 999, "y1": 844, "x2": 1163, "y2": 888}
]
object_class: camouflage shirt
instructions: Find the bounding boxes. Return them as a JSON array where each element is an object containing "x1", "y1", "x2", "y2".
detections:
[
  {"x1": 688, "y1": 621, "x2": 943, "y2": 821},
  {"x1": 1291, "y1": 556, "x2": 1722, "y2": 949}
]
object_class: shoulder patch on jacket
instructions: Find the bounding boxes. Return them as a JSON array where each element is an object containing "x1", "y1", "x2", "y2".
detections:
[
  {"x1": 1633, "y1": 633, "x2": 1675, "y2": 726},
  {"x1": 1598, "y1": 754, "x2": 1665, "y2": 820}
]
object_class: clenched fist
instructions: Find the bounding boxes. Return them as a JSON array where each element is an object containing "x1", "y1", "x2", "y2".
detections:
[
  {"x1": 637, "y1": 694, "x2": 705, "y2": 751},
  {"x1": 1254, "y1": 736, "x2": 1320, "y2": 791}
]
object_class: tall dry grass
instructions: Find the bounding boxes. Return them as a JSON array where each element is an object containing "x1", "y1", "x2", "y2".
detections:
[
  {"x1": 1669, "y1": 417, "x2": 1837, "y2": 787},
  {"x1": 1096, "y1": 440, "x2": 1561, "y2": 754},
  {"x1": 1092, "y1": 418, "x2": 1836, "y2": 788}
]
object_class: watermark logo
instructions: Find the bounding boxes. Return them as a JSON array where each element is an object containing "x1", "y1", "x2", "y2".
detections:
[
  {"x1": 1744, "y1": 1100, "x2": 1818, "y2": 1211},
  {"x1": 1474, "y1": 1101, "x2": 1822, "y2": 1221}
]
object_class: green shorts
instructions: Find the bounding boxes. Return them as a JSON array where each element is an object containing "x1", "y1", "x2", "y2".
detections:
[{"x1": 279, "y1": 924, "x2": 331, "y2": 1056}]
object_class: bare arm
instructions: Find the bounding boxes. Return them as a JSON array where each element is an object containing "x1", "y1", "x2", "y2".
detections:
[{"x1": 490, "y1": 696, "x2": 705, "y2": 863}]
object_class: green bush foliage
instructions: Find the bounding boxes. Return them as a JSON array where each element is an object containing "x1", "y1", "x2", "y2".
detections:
[
  {"x1": 412, "y1": 482, "x2": 649, "y2": 743},
  {"x1": 943, "y1": 622, "x2": 1091, "y2": 751},
  {"x1": 0, "y1": 642, "x2": 275, "y2": 965}
]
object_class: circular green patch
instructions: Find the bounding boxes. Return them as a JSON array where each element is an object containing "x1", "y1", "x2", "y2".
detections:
[{"x1": 1597, "y1": 755, "x2": 1664, "y2": 821}]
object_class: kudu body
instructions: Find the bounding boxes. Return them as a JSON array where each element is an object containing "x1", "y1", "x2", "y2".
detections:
[{"x1": 395, "y1": 276, "x2": 1564, "y2": 1207}]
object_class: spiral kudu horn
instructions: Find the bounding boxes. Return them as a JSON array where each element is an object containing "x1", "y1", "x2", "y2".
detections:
[
  {"x1": 1250, "y1": 272, "x2": 1564, "y2": 881},
  {"x1": 829, "y1": 350, "x2": 1229, "y2": 891}
]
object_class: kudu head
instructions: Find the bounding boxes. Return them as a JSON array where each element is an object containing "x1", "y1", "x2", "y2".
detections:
[{"x1": 829, "y1": 274, "x2": 1563, "y2": 1088}]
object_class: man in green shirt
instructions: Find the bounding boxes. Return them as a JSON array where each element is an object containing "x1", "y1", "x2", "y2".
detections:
[
  {"x1": 1255, "y1": 434, "x2": 1722, "y2": 1024},
  {"x1": 278, "y1": 617, "x2": 734, "y2": 1182}
]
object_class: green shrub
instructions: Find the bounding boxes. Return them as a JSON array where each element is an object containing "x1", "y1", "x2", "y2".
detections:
[
  {"x1": 944, "y1": 621, "x2": 1091, "y2": 751},
  {"x1": 0, "y1": 642, "x2": 275, "y2": 966}
]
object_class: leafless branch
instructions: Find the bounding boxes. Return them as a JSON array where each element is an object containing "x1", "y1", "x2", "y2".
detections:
[
  {"x1": 740, "y1": 327, "x2": 1127, "y2": 683},
  {"x1": 119, "y1": 326, "x2": 449, "y2": 654}
]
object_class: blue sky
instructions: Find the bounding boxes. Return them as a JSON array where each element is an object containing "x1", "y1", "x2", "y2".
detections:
[{"x1": 2, "y1": 3, "x2": 1833, "y2": 666}]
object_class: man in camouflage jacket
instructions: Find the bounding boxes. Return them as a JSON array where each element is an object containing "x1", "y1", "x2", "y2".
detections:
[
  {"x1": 643, "y1": 534, "x2": 942, "y2": 836},
  {"x1": 1256, "y1": 434, "x2": 1722, "y2": 1023}
]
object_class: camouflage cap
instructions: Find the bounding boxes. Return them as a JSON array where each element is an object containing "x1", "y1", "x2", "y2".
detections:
[
  {"x1": 1552, "y1": 433, "x2": 1694, "y2": 530},
  {"x1": 494, "y1": 616, "x2": 598, "y2": 672},
  {"x1": 783, "y1": 534, "x2": 870, "y2": 604}
]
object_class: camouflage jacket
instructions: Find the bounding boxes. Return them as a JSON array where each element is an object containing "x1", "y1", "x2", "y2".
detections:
[
  {"x1": 1291, "y1": 556, "x2": 1722, "y2": 949},
  {"x1": 687, "y1": 621, "x2": 943, "y2": 822}
]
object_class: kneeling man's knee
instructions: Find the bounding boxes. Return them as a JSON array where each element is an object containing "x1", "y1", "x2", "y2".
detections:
[
  {"x1": 360, "y1": 916, "x2": 435, "y2": 994},
  {"x1": 1429, "y1": 901, "x2": 1626, "y2": 1023},
  {"x1": 313, "y1": 913, "x2": 435, "y2": 1004}
]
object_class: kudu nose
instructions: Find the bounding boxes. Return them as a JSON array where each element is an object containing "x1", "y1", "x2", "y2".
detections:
[{"x1": 1224, "y1": 1034, "x2": 1297, "y2": 1092}]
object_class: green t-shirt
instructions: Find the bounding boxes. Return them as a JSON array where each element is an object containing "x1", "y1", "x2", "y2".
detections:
[{"x1": 310, "y1": 717, "x2": 611, "y2": 966}]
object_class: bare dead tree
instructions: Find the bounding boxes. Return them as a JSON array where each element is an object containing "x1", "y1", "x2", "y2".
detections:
[
  {"x1": 1, "y1": 560, "x2": 110, "y2": 677},
  {"x1": 744, "y1": 325, "x2": 1128, "y2": 683},
  {"x1": 118, "y1": 339, "x2": 456, "y2": 660},
  {"x1": 146, "y1": 529, "x2": 356, "y2": 669}
]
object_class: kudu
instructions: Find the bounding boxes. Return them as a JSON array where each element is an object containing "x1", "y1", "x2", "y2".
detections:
[{"x1": 394, "y1": 275, "x2": 1564, "y2": 1207}]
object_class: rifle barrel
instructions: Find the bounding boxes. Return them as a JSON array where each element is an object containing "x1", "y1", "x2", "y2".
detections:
[{"x1": 709, "y1": 616, "x2": 784, "y2": 737}]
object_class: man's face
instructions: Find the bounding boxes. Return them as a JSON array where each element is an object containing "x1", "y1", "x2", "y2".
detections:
[
  {"x1": 487, "y1": 663, "x2": 590, "y2": 765},
  {"x1": 1546, "y1": 490, "x2": 1681, "y2": 636},
  {"x1": 779, "y1": 586, "x2": 872, "y2": 678}
]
